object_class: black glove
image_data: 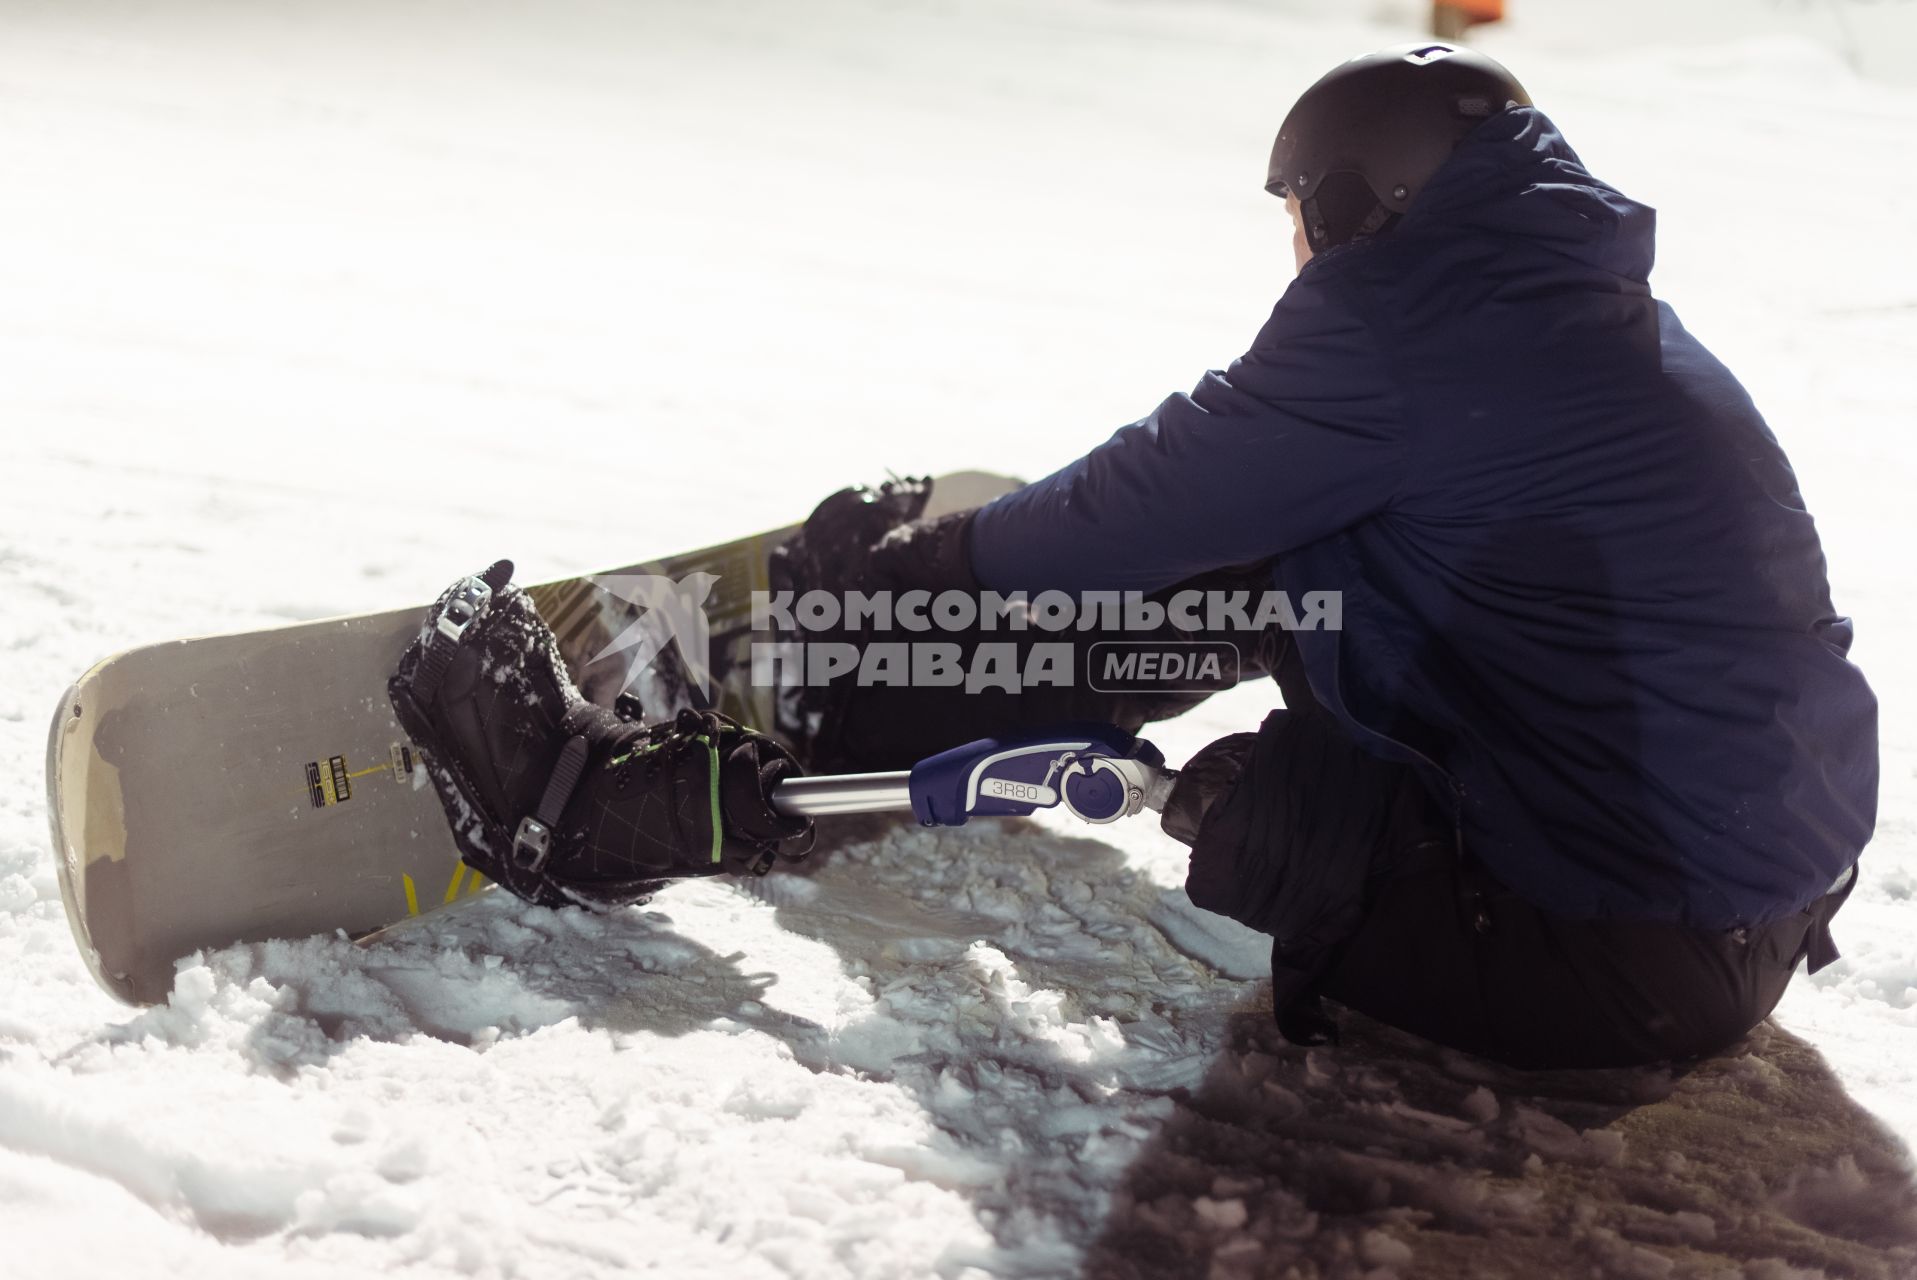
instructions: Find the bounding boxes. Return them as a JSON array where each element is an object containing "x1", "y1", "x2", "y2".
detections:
[
  {"x1": 389, "y1": 562, "x2": 813, "y2": 909},
  {"x1": 766, "y1": 478, "x2": 987, "y2": 770},
  {"x1": 867, "y1": 508, "x2": 981, "y2": 594},
  {"x1": 769, "y1": 478, "x2": 938, "y2": 598}
]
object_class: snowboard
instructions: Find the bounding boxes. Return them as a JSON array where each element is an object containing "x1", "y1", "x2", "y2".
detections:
[{"x1": 46, "y1": 472, "x2": 1020, "y2": 1006}]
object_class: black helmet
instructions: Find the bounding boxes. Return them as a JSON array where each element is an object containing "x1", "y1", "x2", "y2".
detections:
[{"x1": 1268, "y1": 43, "x2": 1530, "y2": 252}]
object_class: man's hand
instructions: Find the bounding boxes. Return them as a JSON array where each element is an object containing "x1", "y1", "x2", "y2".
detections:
[{"x1": 867, "y1": 509, "x2": 981, "y2": 595}]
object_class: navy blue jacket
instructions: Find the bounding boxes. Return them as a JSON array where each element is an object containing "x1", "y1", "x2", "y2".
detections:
[{"x1": 968, "y1": 108, "x2": 1877, "y2": 929}]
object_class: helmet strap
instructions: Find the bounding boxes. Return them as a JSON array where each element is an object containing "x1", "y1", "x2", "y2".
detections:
[{"x1": 1300, "y1": 189, "x2": 1402, "y2": 253}]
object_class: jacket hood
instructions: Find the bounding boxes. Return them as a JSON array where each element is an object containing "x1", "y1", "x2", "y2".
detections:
[{"x1": 1401, "y1": 107, "x2": 1656, "y2": 283}]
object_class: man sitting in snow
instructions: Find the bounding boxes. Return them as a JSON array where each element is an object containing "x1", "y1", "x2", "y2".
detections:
[{"x1": 392, "y1": 44, "x2": 1876, "y2": 1070}]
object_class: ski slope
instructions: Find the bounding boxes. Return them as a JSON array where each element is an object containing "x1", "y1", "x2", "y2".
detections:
[{"x1": 3, "y1": 1, "x2": 1916, "y2": 1275}]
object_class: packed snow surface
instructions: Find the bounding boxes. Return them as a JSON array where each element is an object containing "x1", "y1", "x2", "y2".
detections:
[{"x1": 4, "y1": 1, "x2": 1917, "y2": 1276}]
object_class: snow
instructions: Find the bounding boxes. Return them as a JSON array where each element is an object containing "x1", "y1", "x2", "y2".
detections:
[{"x1": 3, "y1": 0, "x2": 1917, "y2": 1275}]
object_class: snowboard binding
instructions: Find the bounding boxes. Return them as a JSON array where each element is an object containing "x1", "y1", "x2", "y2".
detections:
[{"x1": 389, "y1": 561, "x2": 813, "y2": 910}]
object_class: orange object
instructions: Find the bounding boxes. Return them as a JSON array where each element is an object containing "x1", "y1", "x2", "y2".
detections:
[{"x1": 1431, "y1": 0, "x2": 1503, "y2": 39}]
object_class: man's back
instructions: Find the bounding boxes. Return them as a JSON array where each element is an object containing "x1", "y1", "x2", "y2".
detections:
[{"x1": 972, "y1": 107, "x2": 1878, "y2": 927}]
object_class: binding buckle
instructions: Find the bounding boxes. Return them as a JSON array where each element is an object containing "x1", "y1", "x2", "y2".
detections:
[
  {"x1": 511, "y1": 816, "x2": 553, "y2": 872},
  {"x1": 437, "y1": 575, "x2": 494, "y2": 643}
]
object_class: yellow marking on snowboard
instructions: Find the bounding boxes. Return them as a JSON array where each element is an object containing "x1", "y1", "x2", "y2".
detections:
[
  {"x1": 290, "y1": 759, "x2": 409, "y2": 801},
  {"x1": 401, "y1": 868, "x2": 486, "y2": 917}
]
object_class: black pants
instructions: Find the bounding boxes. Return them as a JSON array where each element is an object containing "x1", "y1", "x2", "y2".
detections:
[
  {"x1": 1250, "y1": 711, "x2": 1856, "y2": 1070},
  {"x1": 1314, "y1": 826, "x2": 1853, "y2": 1069}
]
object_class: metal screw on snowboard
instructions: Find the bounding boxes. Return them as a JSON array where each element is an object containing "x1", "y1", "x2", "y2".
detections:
[{"x1": 770, "y1": 723, "x2": 1177, "y2": 828}]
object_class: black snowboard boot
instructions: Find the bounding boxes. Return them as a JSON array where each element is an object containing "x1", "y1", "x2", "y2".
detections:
[{"x1": 389, "y1": 561, "x2": 813, "y2": 909}]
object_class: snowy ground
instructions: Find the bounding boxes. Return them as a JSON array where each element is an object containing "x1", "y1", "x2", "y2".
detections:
[{"x1": 3, "y1": 1, "x2": 1917, "y2": 1276}]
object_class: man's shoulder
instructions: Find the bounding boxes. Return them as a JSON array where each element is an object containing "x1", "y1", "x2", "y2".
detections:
[
  {"x1": 1260, "y1": 230, "x2": 1451, "y2": 337},
  {"x1": 1252, "y1": 252, "x2": 1379, "y2": 350}
]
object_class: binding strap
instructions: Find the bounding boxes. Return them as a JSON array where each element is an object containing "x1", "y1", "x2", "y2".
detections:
[
  {"x1": 409, "y1": 571, "x2": 499, "y2": 706},
  {"x1": 511, "y1": 734, "x2": 590, "y2": 873}
]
